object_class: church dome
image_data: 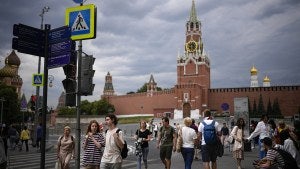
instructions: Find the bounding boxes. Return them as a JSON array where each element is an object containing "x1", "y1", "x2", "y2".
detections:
[
  {"x1": 0, "y1": 65, "x2": 15, "y2": 77},
  {"x1": 5, "y1": 50, "x2": 20, "y2": 66},
  {"x1": 250, "y1": 65, "x2": 258, "y2": 75},
  {"x1": 263, "y1": 75, "x2": 270, "y2": 82}
]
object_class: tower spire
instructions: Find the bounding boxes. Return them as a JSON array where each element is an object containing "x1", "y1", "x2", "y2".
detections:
[{"x1": 189, "y1": 0, "x2": 198, "y2": 22}]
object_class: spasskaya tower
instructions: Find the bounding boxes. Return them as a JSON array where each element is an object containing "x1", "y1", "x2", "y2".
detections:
[{"x1": 174, "y1": 0, "x2": 211, "y2": 118}]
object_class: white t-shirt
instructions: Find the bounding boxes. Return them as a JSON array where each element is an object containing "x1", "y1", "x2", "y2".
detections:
[
  {"x1": 101, "y1": 128, "x2": 125, "y2": 163},
  {"x1": 198, "y1": 118, "x2": 219, "y2": 145},
  {"x1": 181, "y1": 126, "x2": 197, "y2": 148}
]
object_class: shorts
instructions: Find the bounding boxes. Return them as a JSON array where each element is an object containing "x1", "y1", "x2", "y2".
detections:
[
  {"x1": 160, "y1": 146, "x2": 173, "y2": 160},
  {"x1": 201, "y1": 144, "x2": 217, "y2": 162}
]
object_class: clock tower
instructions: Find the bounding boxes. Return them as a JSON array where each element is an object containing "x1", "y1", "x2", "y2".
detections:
[{"x1": 175, "y1": 0, "x2": 210, "y2": 118}]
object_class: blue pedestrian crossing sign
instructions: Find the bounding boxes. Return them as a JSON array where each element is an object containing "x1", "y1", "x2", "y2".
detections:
[
  {"x1": 65, "y1": 4, "x2": 97, "y2": 40},
  {"x1": 32, "y1": 74, "x2": 44, "y2": 86}
]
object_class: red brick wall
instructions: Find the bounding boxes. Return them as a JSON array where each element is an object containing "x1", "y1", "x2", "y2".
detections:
[
  {"x1": 108, "y1": 90, "x2": 176, "y2": 117},
  {"x1": 208, "y1": 86, "x2": 300, "y2": 116}
]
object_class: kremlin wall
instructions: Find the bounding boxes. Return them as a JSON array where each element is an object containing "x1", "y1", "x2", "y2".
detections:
[{"x1": 102, "y1": 1, "x2": 300, "y2": 119}]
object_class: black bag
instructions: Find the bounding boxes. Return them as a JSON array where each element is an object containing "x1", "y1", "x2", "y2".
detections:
[
  {"x1": 216, "y1": 137, "x2": 224, "y2": 157},
  {"x1": 244, "y1": 140, "x2": 251, "y2": 152},
  {"x1": 272, "y1": 148, "x2": 299, "y2": 169},
  {"x1": 116, "y1": 129, "x2": 128, "y2": 159}
]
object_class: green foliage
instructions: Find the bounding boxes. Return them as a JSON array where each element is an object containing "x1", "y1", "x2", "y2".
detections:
[
  {"x1": 58, "y1": 107, "x2": 76, "y2": 115},
  {"x1": 267, "y1": 98, "x2": 272, "y2": 115},
  {"x1": 58, "y1": 98, "x2": 114, "y2": 116},
  {"x1": 137, "y1": 83, "x2": 147, "y2": 93},
  {"x1": 257, "y1": 94, "x2": 265, "y2": 115},
  {"x1": 0, "y1": 84, "x2": 21, "y2": 123},
  {"x1": 252, "y1": 99, "x2": 257, "y2": 117},
  {"x1": 126, "y1": 91, "x2": 135, "y2": 94},
  {"x1": 272, "y1": 98, "x2": 283, "y2": 118}
]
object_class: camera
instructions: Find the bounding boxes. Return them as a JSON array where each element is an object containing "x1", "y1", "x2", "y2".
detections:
[{"x1": 135, "y1": 138, "x2": 143, "y2": 157}]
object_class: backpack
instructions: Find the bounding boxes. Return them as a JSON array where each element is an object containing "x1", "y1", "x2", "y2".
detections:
[
  {"x1": 272, "y1": 148, "x2": 299, "y2": 169},
  {"x1": 116, "y1": 129, "x2": 128, "y2": 159},
  {"x1": 202, "y1": 121, "x2": 217, "y2": 145}
]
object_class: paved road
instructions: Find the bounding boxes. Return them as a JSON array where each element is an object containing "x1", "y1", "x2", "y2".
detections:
[{"x1": 6, "y1": 122, "x2": 260, "y2": 169}]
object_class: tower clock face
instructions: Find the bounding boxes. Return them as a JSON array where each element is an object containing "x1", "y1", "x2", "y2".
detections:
[{"x1": 186, "y1": 41, "x2": 197, "y2": 52}]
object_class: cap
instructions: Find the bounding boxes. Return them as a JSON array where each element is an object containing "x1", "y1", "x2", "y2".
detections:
[{"x1": 261, "y1": 137, "x2": 272, "y2": 146}]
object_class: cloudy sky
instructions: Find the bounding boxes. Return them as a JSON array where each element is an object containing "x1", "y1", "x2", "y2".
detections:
[{"x1": 0, "y1": 0, "x2": 300, "y2": 108}]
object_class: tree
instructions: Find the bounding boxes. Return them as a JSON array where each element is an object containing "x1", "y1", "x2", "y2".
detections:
[
  {"x1": 267, "y1": 98, "x2": 272, "y2": 116},
  {"x1": 248, "y1": 97, "x2": 252, "y2": 116},
  {"x1": 137, "y1": 83, "x2": 148, "y2": 93},
  {"x1": 272, "y1": 98, "x2": 283, "y2": 118},
  {"x1": 257, "y1": 94, "x2": 265, "y2": 115},
  {"x1": 0, "y1": 84, "x2": 21, "y2": 123},
  {"x1": 252, "y1": 99, "x2": 257, "y2": 118}
]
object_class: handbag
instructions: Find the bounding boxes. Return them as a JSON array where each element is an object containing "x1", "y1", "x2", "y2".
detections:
[
  {"x1": 228, "y1": 135, "x2": 235, "y2": 144},
  {"x1": 176, "y1": 127, "x2": 183, "y2": 152}
]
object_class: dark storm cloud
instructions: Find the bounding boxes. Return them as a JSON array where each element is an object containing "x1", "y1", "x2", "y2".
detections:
[{"x1": 1, "y1": 0, "x2": 300, "y2": 107}]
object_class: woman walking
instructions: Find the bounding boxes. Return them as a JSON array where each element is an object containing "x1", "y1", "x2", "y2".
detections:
[
  {"x1": 178, "y1": 117, "x2": 198, "y2": 169},
  {"x1": 83, "y1": 120, "x2": 105, "y2": 169},
  {"x1": 134, "y1": 120, "x2": 151, "y2": 169},
  {"x1": 20, "y1": 126, "x2": 30, "y2": 152},
  {"x1": 57, "y1": 126, "x2": 75, "y2": 169},
  {"x1": 231, "y1": 118, "x2": 246, "y2": 169}
]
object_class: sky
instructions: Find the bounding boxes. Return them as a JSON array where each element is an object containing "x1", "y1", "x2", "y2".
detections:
[{"x1": 0, "y1": 0, "x2": 300, "y2": 109}]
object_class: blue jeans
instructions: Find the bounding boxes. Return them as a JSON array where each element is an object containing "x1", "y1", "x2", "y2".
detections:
[
  {"x1": 181, "y1": 147, "x2": 194, "y2": 169},
  {"x1": 259, "y1": 139, "x2": 266, "y2": 159},
  {"x1": 137, "y1": 147, "x2": 149, "y2": 169}
]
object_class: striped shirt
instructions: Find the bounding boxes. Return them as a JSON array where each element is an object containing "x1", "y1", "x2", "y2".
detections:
[
  {"x1": 265, "y1": 149, "x2": 285, "y2": 169},
  {"x1": 83, "y1": 132, "x2": 105, "y2": 166}
]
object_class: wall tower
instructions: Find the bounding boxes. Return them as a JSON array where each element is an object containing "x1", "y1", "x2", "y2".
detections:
[{"x1": 175, "y1": 0, "x2": 211, "y2": 118}]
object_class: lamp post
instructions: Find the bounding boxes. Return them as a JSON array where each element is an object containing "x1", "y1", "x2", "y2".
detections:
[
  {"x1": 48, "y1": 75, "x2": 54, "y2": 87},
  {"x1": 0, "y1": 97, "x2": 5, "y2": 124}
]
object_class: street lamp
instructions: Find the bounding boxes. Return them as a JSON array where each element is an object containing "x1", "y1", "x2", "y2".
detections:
[
  {"x1": 48, "y1": 75, "x2": 54, "y2": 87},
  {"x1": 0, "y1": 97, "x2": 5, "y2": 124},
  {"x1": 39, "y1": 6, "x2": 50, "y2": 30}
]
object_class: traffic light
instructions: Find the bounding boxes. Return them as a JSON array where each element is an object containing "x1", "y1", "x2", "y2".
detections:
[
  {"x1": 30, "y1": 95, "x2": 36, "y2": 111},
  {"x1": 80, "y1": 55, "x2": 95, "y2": 96},
  {"x1": 62, "y1": 62, "x2": 77, "y2": 107}
]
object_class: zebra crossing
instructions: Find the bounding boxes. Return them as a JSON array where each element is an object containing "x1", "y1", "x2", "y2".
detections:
[{"x1": 7, "y1": 145, "x2": 136, "y2": 169}]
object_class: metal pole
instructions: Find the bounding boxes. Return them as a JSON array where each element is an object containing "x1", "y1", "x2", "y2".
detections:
[
  {"x1": 75, "y1": 39, "x2": 82, "y2": 169},
  {"x1": 40, "y1": 23, "x2": 50, "y2": 169},
  {"x1": 0, "y1": 97, "x2": 5, "y2": 124},
  {"x1": 34, "y1": 6, "x2": 50, "y2": 147}
]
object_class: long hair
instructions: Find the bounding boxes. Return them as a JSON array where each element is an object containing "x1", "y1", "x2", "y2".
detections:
[
  {"x1": 236, "y1": 118, "x2": 245, "y2": 130},
  {"x1": 86, "y1": 120, "x2": 100, "y2": 135}
]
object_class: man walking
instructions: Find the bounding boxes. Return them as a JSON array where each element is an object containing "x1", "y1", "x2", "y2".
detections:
[
  {"x1": 156, "y1": 117, "x2": 177, "y2": 169},
  {"x1": 100, "y1": 114, "x2": 125, "y2": 169},
  {"x1": 198, "y1": 109, "x2": 220, "y2": 169},
  {"x1": 220, "y1": 123, "x2": 229, "y2": 146},
  {"x1": 247, "y1": 114, "x2": 270, "y2": 159}
]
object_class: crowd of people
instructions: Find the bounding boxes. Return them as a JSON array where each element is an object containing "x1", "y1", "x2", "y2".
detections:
[{"x1": 1, "y1": 111, "x2": 300, "y2": 169}]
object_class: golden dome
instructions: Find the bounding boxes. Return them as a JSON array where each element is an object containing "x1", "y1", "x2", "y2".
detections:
[
  {"x1": 250, "y1": 65, "x2": 258, "y2": 75},
  {"x1": 5, "y1": 50, "x2": 20, "y2": 67},
  {"x1": 263, "y1": 75, "x2": 270, "y2": 82},
  {"x1": 0, "y1": 65, "x2": 15, "y2": 77}
]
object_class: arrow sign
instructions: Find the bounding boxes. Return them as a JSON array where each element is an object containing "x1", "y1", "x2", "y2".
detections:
[
  {"x1": 48, "y1": 26, "x2": 71, "y2": 44},
  {"x1": 48, "y1": 40, "x2": 72, "y2": 55},
  {"x1": 13, "y1": 24, "x2": 45, "y2": 42},
  {"x1": 12, "y1": 38, "x2": 44, "y2": 56}
]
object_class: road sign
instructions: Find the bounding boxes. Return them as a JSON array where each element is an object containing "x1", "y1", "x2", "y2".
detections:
[
  {"x1": 12, "y1": 38, "x2": 44, "y2": 56},
  {"x1": 49, "y1": 40, "x2": 73, "y2": 54},
  {"x1": 32, "y1": 74, "x2": 44, "y2": 86},
  {"x1": 13, "y1": 24, "x2": 45, "y2": 42},
  {"x1": 48, "y1": 52, "x2": 72, "y2": 69},
  {"x1": 65, "y1": 4, "x2": 96, "y2": 40},
  {"x1": 48, "y1": 26, "x2": 71, "y2": 44}
]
